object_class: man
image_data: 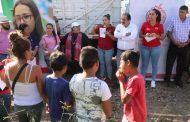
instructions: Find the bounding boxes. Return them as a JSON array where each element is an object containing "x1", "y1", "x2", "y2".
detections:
[
  {"x1": 114, "y1": 13, "x2": 138, "y2": 88},
  {"x1": 0, "y1": 16, "x2": 12, "y2": 61},
  {"x1": 60, "y1": 22, "x2": 89, "y2": 75},
  {"x1": 165, "y1": 5, "x2": 190, "y2": 87},
  {"x1": 114, "y1": 13, "x2": 138, "y2": 68}
]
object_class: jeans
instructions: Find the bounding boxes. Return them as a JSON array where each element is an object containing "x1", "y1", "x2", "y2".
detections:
[
  {"x1": 0, "y1": 54, "x2": 8, "y2": 61},
  {"x1": 44, "y1": 55, "x2": 53, "y2": 73},
  {"x1": 14, "y1": 101, "x2": 44, "y2": 122},
  {"x1": 116, "y1": 49, "x2": 125, "y2": 69},
  {"x1": 0, "y1": 94, "x2": 11, "y2": 122},
  {"x1": 98, "y1": 47, "x2": 114, "y2": 79},
  {"x1": 140, "y1": 45, "x2": 161, "y2": 81}
]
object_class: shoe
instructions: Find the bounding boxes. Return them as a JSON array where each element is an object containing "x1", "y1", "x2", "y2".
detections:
[
  {"x1": 164, "y1": 78, "x2": 170, "y2": 87},
  {"x1": 151, "y1": 80, "x2": 156, "y2": 88}
]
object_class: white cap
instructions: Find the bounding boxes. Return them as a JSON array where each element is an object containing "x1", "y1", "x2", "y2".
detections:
[
  {"x1": 0, "y1": 16, "x2": 11, "y2": 24},
  {"x1": 71, "y1": 22, "x2": 80, "y2": 27}
]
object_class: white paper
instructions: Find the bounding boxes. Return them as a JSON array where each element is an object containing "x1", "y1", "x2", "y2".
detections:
[
  {"x1": 145, "y1": 37, "x2": 156, "y2": 42},
  {"x1": 0, "y1": 80, "x2": 6, "y2": 90},
  {"x1": 99, "y1": 28, "x2": 106, "y2": 38}
]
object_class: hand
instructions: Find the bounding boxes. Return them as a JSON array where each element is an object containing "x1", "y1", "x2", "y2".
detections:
[
  {"x1": 177, "y1": 42, "x2": 188, "y2": 48},
  {"x1": 116, "y1": 70, "x2": 125, "y2": 83},
  {"x1": 93, "y1": 25, "x2": 98, "y2": 30},
  {"x1": 126, "y1": 32, "x2": 131, "y2": 36},
  {"x1": 146, "y1": 33, "x2": 156, "y2": 37},
  {"x1": 105, "y1": 31, "x2": 110, "y2": 35}
]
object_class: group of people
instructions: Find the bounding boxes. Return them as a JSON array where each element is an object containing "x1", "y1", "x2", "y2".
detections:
[{"x1": 0, "y1": 0, "x2": 189, "y2": 121}]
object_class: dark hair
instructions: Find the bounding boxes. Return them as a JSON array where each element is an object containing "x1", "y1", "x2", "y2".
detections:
[
  {"x1": 50, "y1": 51, "x2": 68, "y2": 71},
  {"x1": 152, "y1": 9, "x2": 161, "y2": 23},
  {"x1": 46, "y1": 23, "x2": 58, "y2": 44},
  {"x1": 103, "y1": 14, "x2": 111, "y2": 20},
  {"x1": 180, "y1": 5, "x2": 188, "y2": 12},
  {"x1": 18, "y1": 23, "x2": 29, "y2": 33},
  {"x1": 80, "y1": 46, "x2": 99, "y2": 70},
  {"x1": 13, "y1": 0, "x2": 44, "y2": 42},
  {"x1": 120, "y1": 50, "x2": 140, "y2": 67},
  {"x1": 122, "y1": 13, "x2": 131, "y2": 20},
  {"x1": 9, "y1": 32, "x2": 30, "y2": 59}
]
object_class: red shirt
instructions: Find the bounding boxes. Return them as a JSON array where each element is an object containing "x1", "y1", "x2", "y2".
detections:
[
  {"x1": 0, "y1": 68, "x2": 11, "y2": 95},
  {"x1": 124, "y1": 74, "x2": 147, "y2": 122},
  {"x1": 95, "y1": 24, "x2": 115, "y2": 50},
  {"x1": 141, "y1": 22, "x2": 164, "y2": 47}
]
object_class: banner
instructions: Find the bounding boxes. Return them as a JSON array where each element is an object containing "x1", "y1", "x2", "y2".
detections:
[
  {"x1": 129, "y1": 0, "x2": 186, "y2": 80},
  {"x1": 1, "y1": 0, "x2": 13, "y2": 21}
]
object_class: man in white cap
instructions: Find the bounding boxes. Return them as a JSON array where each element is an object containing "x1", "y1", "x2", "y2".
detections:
[
  {"x1": 0, "y1": 16, "x2": 12, "y2": 61},
  {"x1": 60, "y1": 22, "x2": 89, "y2": 75}
]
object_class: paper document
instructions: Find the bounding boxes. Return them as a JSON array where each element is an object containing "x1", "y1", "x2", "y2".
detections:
[
  {"x1": 145, "y1": 37, "x2": 156, "y2": 42},
  {"x1": 0, "y1": 80, "x2": 6, "y2": 90},
  {"x1": 100, "y1": 28, "x2": 106, "y2": 38}
]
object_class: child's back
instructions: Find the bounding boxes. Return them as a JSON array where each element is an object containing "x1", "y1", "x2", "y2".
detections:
[
  {"x1": 44, "y1": 75, "x2": 72, "y2": 121},
  {"x1": 70, "y1": 73, "x2": 111, "y2": 121}
]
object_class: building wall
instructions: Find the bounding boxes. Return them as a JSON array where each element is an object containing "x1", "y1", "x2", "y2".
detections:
[{"x1": 52, "y1": 0, "x2": 121, "y2": 34}]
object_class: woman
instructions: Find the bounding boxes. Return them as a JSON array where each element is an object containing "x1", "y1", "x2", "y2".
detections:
[
  {"x1": 41, "y1": 23, "x2": 60, "y2": 67},
  {"x1": 92, "y1": 14, "x2": 115, "y2": 86},
  {"x1": 139, "y1": 9, "x2": 165, "y2": 88},
  {"x1": 61, "y1": 22, "x2": 89, "y2": 75},
  {"x1": 13, "y1": 0, "x2": 45, "y2": 67},
  {"x1": 4, "y1": 32, "x2": 44, "y2": 122}
]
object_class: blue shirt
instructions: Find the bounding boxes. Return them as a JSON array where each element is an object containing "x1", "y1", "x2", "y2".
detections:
[
  {"x1": 30, "y1": 32, "x2": 40, "y2": 50},
  {"x1": 44, "y1": 76, "x2": 72, "y2": 120}
]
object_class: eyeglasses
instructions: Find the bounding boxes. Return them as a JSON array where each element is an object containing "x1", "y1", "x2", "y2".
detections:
[
  {"x1": 149, "y1": 13, "x2": 156, "y2": 15},
  {"x1": 14, "y1": 14, "x2": 33, "y2": 23}
]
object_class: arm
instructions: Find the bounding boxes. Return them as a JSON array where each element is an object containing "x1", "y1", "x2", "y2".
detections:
[
  {"x1": 41, "y1": 37, "x2": 48, "y2": 51},
  {"x1": 124, "y1": 25, "x2": 138, "y2": 41},
  {"x1": 106, "y1": 31, "x2": 116, "y2": 41},
  {"x1": 35, "y1": 66, "x2": 45, "y2": 99},
  {"x1": 102, "y1": 98, "x2": 112, "y2": 118},
  {"x1": 139, "y1": 31, "x2": 146, "y2": 38},
  {"x1": 91, "y1": 25, "x2": 99, "y2": 35},
  {"x1": 101, "y1": 82, "x2": 112, "y2": 118},
  {"x1": 167, "y1": 31, "x2": 177, "y2": 45},
  {"x1": 4, "y1": 65, "x2": 11, "y2": 87},
  {"x1": 116, "y1": 70, "x2": 131, "y2": 104},
  {"x1": 119, "y1": 82, "x2": 132, "y2": 104},
  {"x1": 114, "y1": 25, "x2": 125, "y2": 38}
]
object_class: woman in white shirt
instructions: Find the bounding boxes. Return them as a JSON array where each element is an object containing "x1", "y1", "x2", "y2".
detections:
[{"x1": 4, "y1": 32, "x2": 44, "y2": 122}]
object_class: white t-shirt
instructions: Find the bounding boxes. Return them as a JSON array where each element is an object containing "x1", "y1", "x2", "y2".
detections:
[{"x1": 69, "y1": 74, "x2": 112, "y2": 122}]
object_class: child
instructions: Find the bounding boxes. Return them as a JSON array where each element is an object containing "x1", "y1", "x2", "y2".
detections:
[
  {"x1": 69, "y1": 46, "x2": 112, "y2": 121},
  {"x1": 44, "y1": 51, "x2": 73, "y2": 122},
  {"x1": 116, "y1": 50, "x2": 147, "y2": 122}
]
